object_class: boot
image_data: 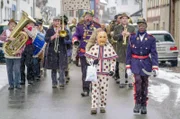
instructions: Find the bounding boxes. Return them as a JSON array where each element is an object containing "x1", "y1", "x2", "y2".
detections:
[
  {"x1": 81, "y1": 91, "x2": 89, "y2": 97},
  {"x1": 91, "y1": 108, "x2": 97, "y2": 115},
  {"x1": 116, "y1": 79, "x2": 120, "y2": 84},
  {"x1": 128, "y1": 83, "x2": 133, "y2": 88},
  {"x1": 133, "y1": 104, "x2": 141, "y2": 113},
  {"x1": 141, "y1": 106, "x2": 147, "y2": 114},
  {"x1": 52, "y1": 84, "x2": 58, "y2": 88},
  {"x1": 119, "y1": 83, "x2": 125, "y2": 88},
  {"x1": 100, "y1": 107, "x2": 106, "y2": 113}
]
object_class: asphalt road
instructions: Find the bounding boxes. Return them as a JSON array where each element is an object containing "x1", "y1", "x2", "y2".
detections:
[{"x1": 0, "y1": 64, "x2": 179, "y2": 119}]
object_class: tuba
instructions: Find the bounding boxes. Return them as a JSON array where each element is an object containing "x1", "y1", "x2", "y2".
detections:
[{"x1": 3, "y1": 11, "x2": 36, "y2": 56}]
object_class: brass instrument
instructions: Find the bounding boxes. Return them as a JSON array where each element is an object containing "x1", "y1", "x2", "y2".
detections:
[
  {"x1": 54, "y1": 26, "x2": 60, "y2": 53},
  {"x1": 3, "y1": 11, "x2": 36, "y2": 56},
  {"x1": 59, "y1": 15, "x2": 67, "y2": 37},
  {"x1": 122, "y1": 26, "x2": 127, "y2": 45}
]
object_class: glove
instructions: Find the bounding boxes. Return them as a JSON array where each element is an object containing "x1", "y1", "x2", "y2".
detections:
[
  {"x1": 109, "y1": 71, "x2": 114, "y2": 76},
  {"x1": 153, "y1": 69, "x2": 159, "y2": 77},
  {"x1": 126, "y1": 69, "x2": 132, "y2": 76},
  {"x1": 93, "y1": 59, "x2": 99, "y2": 65},
  {"x1": 74, "y1": 41, "x2": 80, "y2": 46}
]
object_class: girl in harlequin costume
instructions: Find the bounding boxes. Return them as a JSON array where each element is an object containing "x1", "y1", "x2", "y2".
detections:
[{"x1": 85, "y1": 29, "x2": 118, "y2": 114}]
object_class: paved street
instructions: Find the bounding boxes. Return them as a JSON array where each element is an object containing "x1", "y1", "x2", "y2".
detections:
[{"x1": 0, "y1": 64, "x2": 180, "y2": 119}]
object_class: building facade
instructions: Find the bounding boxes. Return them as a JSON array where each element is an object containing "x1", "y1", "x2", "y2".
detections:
[
  {"x1": 170, "y1": 0, "x2": 180, "y2": 50},
  {"x1": 0, "y1": 0, "x2": 18, "y2": 23},
  {"x1": 147, "y1": 0, "x2": 170, "y2": 31}
]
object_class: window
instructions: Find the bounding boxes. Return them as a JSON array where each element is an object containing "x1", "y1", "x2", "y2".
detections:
[
  {"x1": 162, "y1": 22, "x2": 165, "y2": 30},
  {"x1": 122, "y1": 0, "x2": 128, "y2": 5},
  {"x1": 31, "y1": 7, "x2": 33, "y2": 17},
  {"x1": 152, "y1": 34, "x2": 174, "y2": 42},
  {"x1": 134, "y1": 0, "x2": 139, "y2": 5},
  {"x1": 69, "y1": 10, "x2": 74, "y2": 17},
  {"x1": 156, "y1": 23, "x2": 159, "y2": 30}
]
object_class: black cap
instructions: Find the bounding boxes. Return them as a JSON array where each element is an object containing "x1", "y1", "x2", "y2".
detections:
[{"x1": 60, "y1": 15, "x2": 68, "y2": 25}]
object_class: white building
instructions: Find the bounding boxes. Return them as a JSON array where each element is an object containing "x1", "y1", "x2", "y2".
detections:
[
  {"x1": 104, "y1": 0, "x2": 117, "y2": 20},
  {"x1": 0, "y1": 0, "x2": 34, "y2": 23},
  {"x1": 35, "y1": 0, "x2": 62, "y2": 24},
  {"x1": 0, "y1": 0, "x2": 17, "y2": 23},
  {"x1": 16, "y1": 0, "x2": 34, "y2": 20},
  {"x1": 116, "y1": 0, "x2": 140, "y2": 15}
]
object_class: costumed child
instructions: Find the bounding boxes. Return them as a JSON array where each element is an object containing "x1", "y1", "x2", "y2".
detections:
[{"x1": 85, "y1": 29, "x2": 118, "y2": 114}]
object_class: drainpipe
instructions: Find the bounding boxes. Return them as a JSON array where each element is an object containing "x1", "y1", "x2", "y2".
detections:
[{"x1": 169, "y1": 0, "x2": 171, "y2": 33}]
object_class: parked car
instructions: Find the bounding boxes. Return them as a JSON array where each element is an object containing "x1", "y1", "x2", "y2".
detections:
[
  {"x1": 0, "y1": 22, "x2": 8, "y2": 63},
  {"x1": 147, "y1": 30, "x2": 179, "y2": 67}
]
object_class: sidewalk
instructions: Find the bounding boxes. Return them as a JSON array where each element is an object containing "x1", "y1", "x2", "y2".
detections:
[{"x1": 0, "y1": 64, "x2": 8, "y2": 90}]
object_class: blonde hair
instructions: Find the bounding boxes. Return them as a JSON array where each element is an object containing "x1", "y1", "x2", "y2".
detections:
[{"x1": 85, "y1": 28, "x2": 105, "y2": 51}]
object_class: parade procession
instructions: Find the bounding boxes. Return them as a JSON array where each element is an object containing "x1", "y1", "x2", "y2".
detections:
[{"x1": 0, "y1": 0, "x2": 180, "y2": 119}]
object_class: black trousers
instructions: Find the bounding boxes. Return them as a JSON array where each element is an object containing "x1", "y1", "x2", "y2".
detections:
[
  {"x1": 134, "y1": 74, "x2": 149, "y2": 106},
  {"x1": 33, "y1": 57, "x2": 41, "y2": 78},
  {"x1": 21, "y1": 44, "x2": 34, "y2": 83},
  {"x1": 115, "y1": 62, "x2": 120, "y2": 78},
  {"x1": 80, "y1": 56, "x2": 91, "y2": 92}
]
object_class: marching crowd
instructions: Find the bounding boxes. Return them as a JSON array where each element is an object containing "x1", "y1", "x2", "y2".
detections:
[{"x1": 0, "y1": 11, "x2": 159, "y2": 115}]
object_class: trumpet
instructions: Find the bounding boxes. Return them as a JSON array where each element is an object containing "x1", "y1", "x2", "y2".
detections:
[{"x1": 122, "y1": 26, "x2": 127, "y2": 45}]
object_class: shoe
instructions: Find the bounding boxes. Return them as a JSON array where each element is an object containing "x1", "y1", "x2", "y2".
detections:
[
  {"x1": 66, "y1": 77, "x2": 70, "y2": 84},
  {"x1": 15, "y1": 86, "x2": 22, "y2": 90},
  {"x1": 128, "y1": 83, "x2": 133, "y2": 88},
  {"x1": 116, "y1": 80, "x2": 120, "y2": 84},
  {"x1": 35, "y1": 76, "x2": 41, "y2": 81},
  {"x1": 141, "y1": 106, "x2": 147, "y2": 114},
  {"x1": 8, "y1": 86, "x2": 14, "y2": 90},
  {"x1": 52, "y1": 84, "x2": 58, "y2": 88},
  {"x1": 125, "y1": 80, "x2": 128, "y2": 83},
  {"x1": 119, "y1": 84, "x2": 125, "y2": 88},
  {"x1": 100, "y1": 107, "x2": 106, "y2": 113},
  {"x1": 59, "y1": 84, "x2": 65, "y2": 88},
  {"x1": 28, "y1": 81, "x2": 34, "y2": 85},
  {"x1": 91, "y1": 108, "x2": 97, "y2": 115},
  {"x1": 133, "y1": 104, "x2": 141, "y2": 113},
  {"x1": 20, "y1": 82, "x2": 25, "y2": 85},
  {"x1": 81, "y1": 91, "x2": 89, "y2": 97}
]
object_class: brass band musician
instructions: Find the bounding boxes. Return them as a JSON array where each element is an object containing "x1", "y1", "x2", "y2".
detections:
[{"x1": 113, "y1": 13, "x2": 135, "y2": 88}]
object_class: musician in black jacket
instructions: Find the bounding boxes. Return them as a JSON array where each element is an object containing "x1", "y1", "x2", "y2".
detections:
[{"x1": 44, "y1": 15, "x2": 71, "y2": 88}]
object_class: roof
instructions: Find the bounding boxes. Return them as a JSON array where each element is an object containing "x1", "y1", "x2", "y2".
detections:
[
  {"x1": 147, "y1": 30, "x2": 171, "y2": 34},
  {"x1": 130, "y1": 9, "x2": 143, "y2": 17},
  {"x1": 100, "y1": 0, "x2": 108, "y2": 4}
]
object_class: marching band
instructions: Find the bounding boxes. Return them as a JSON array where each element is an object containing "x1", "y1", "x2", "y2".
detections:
[{"x1": 0, "y1": 10, "x2": 159, "y2": 115}]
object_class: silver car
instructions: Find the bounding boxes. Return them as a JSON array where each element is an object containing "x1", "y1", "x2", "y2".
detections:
[{"x1": 147, "y1": 31, "x2": 179, "y2": 67}]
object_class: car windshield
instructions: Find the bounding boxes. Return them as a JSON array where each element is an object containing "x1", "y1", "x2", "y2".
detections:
[
  {"x1": 151, "y1": 34, "x2": 174, "y2": 42},
  {"x1": 0, "y1": 25, "x2": 8, "y2": 35}
]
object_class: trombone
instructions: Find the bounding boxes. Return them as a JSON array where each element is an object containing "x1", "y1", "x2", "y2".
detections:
[
  {"x1": 54, "y1": 26, "x2": 60, "y2": 53},
  {"x1": 59, "y1": 15, "x2": 67, "y2": 37},
  {"x1": 54, "y1": 15, "x2": 68, "y2": 53}
]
